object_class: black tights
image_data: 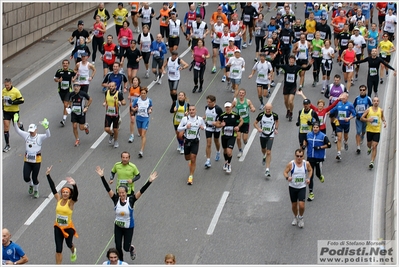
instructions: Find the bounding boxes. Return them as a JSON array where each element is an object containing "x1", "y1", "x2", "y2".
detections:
[
  {"x1": 23, "y1": 162, "x2": 40, "y2": 185},
  {"x1": 114, "y1": 225, "x2": 134, "y2": 261}
]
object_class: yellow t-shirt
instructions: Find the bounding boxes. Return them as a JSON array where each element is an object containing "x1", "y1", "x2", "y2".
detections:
[
  {"x1": 378, "y1": 40, "x2": 394, "y2": 56},
  {"x1": 2, "y1": 87, "x2": 23, "y2": 112},
  {"x1": 113, "y1": 8, "x2": 129, "y2": 26}
]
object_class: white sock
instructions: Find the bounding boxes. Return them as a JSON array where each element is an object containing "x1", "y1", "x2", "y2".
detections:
[
  {"x1": 30, "y1": 180, "x2": 34, "y2": 186},
  {"x1": 63, "y1": 115, "x2": 67, "y2": 120},
  {"x1": 34, "y1": 183, "x2": 39, "y2": 191}
]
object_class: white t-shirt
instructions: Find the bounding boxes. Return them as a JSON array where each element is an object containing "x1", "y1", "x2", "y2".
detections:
[
  {"x1": 253, "y1": 60, "x2": 273, "y2": 84},
  {"x1": 227, "y1": 57, "x2": 245, "y2": 79},
  {"x1": 321, "y1": 47, "x2": 335, "y2": 60},
  {"x1": 383, "y1": 14, "x2": 397, "y2": 33},
  {"x1": 350, "y1": 35, "x2": 366, "y2": 55}
]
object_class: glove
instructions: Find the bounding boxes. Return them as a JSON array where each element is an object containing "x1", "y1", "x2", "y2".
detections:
[
  {"x1": 307, "y1": 121, "x2": 313, "y2": 126},
  {"x1": 13, "y1": 113, "x2": 19, "y2": 122},
  {"x1": 41, "y1": 118, "x2": 49, "y2": 129},
  {"x1": 6, "y1": 98, "x2": 13, "y2": 105},
  {"x1": 314, "y1": 146, "x2": 321, "y2": 150},
  {"x1": 70, "y1": 41, "x2": 75, "y2": 45},
  {"x1": 296, "y1": 122, "x2": 300, "y2": 127},
  {"x1": 66, "y1": 107, "x2": 72, "y2": 114}
]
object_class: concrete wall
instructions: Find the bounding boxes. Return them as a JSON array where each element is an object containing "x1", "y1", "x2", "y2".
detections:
[{"x1": 2, "y1": 2, "x2": 98, "y2": 60}]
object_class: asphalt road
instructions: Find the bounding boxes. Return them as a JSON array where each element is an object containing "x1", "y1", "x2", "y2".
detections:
[{"x1": 2, "y1": 2, "x2": 389, "y2": 265}]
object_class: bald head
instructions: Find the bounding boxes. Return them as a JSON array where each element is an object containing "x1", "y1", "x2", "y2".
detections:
[
  {"x1": 264, "y1": 103, "x2": 272, "y2": 114},
  {"x1": 2, "y1": 228, "x2": 11, "y2": 246}
]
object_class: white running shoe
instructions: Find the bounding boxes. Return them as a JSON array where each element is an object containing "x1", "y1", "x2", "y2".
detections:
[
  {"x1": 292, "y1": 216, "x2": 298, "y2": 226},
  {"x1": 298, "y1": 216, "x2": 304, "y2": 228}
]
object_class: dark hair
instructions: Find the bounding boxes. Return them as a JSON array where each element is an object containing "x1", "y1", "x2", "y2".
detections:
[
  {"x1": 295, "y1": 148, "x2": 304, "y2": 155},
  {"x1": 107, "y1": 248, "x2": 120, "y2": 259},
  {"x1": 62, "y1": 59, "x2": 70, "y2": 64},
  {"x1": 61, "y1": 187, "x2": 75, "y2": 201},
  {"x1": 107, "y1": 34, "x2": 113, "y2": 39},
  {"x1": 121, "y1": 151, "x2": 130, "y2": 158},
  {"x1": 132, "y1": 76, "x2": 141, "y2": 86},
  {"x1": 334, "y1": 74, "x2": 341, "y2": 79},
  {"x1": 4, "y1": 78, "x2": 11, "y2": 83},
  {"x1": 123, "y1": 20, "x2": 130, "y2": 27},
  {"x1": 140, "y1": 87, "x2": 148, "y2": 93},
  {"x1": 206, "y1": 95, "x2": 216, "y2": 102}
]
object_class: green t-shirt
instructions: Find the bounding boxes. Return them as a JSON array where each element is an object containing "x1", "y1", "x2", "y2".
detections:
[
  {"x1": 311, "y1": 39, "x2": 324, "y2": 57},
  {"x1": 111, "y1": 162, "x2": 140, "y2": 195},
  {"x1": 235, "y1": 98, "x2": 250, "y2": 123}
]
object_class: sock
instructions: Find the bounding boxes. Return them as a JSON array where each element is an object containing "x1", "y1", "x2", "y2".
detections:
[
  {"x1": 357, "y1": 146, "x2": 360, "y2": 149},
  {"x1": 259, "y1": 96, "x2": 264, "y2": 105},
  {"x1": 228, "y1": 155, "x2": 232, "y2": 163},
  {"x1": 313, "y1": 72, "x2": 317, "y2": 81},
  {"x1": 63, "y1": 115, "x2": 67, "y2": 120},
  {"x1": 298, "y1": 215, "x2": 303, "y2": 219},
  {"x1": 4, "y1": 131, "x2": 9, "y2": 144},
  {"x1": 171, "y1": 93, "x2": 177, "y2": 101},
  {"x1": 206, "y1": 158, "x2": 210, "y2": 161},
  {"x1": 224, "y1": 153, "x2": 228, "y2": 161},
  {"x1": 34, "y1": 183, "x2": 39, "y2": 191},
  {"x1": 30, "y1": 180, "x2": 34, "y2": 186},
  {"x1": 263, "y1": 154, "x2": 266, "y2": 158},
  {"x1": 239, "y1": 148, "x2": 243, "y2": 152},
  {"x1": 323, "y1": 80, "x2": 327, "y2": 89}
]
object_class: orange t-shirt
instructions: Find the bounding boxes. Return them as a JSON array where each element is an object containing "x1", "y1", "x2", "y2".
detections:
[
  {"x1": 210, "y1": 12, "x2": 228, "y2": 26},
  {"x1": 159, "y1": 8, "x2": 170, "y2": 27},
  {"x1": 130, "y1": 2, "x2": 140, "y2": 13},
  {"x1": 332, "y1": 17, "x2": 347, "y2": 33},
  {"x1": 129, "y1": 86, "x2": 140, "y2": 98}
]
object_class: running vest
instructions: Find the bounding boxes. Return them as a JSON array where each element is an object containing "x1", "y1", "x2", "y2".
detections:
[
  {"x1": 328, "y1": 84, "x2": 345, "y2": 104},
  {"x1": 254, "y1": 61, "x2": 272, "y2": 84},
  {"x1": 103, "y1": 43, "x2": 117, "y2": 65},
  {"x1": 139, "y1": 33, "x2": 152, "y2": 52},
  {"x1": 219, "y1": 33, "x2": 231, "y2": 51},
  {"x1": 224, "y1": 46, "x2": 236, "y2": 64},
  {"x1": 212, "y1": 23, "x2": 224, "y2": 44},
  {"x1": 159, "y1": 8, "x2": 170, "y2": 27},
  {"x1": 105, "y1": 90, "x2": 120, "y2": 117},
  {"x1": 366, "y1": 107, "x2": 382, "y2": 133},
  {"x1": 93, "y1": 22, "x2": 104, "y2": 38},
  {"x1": 167, "y1": 57, "x2": 181, "y2": 81},
  {"x1": 235, "y1": 98, "x2": 250, "y2": 123},
  {"x1": 186, "y1": 11, "x2": 196, "y2": 29},
  {"x1": 368, "y1": 30, "x2": 378, "y2": 49},
  {"x1": 289, "y1": 160, "x2": 307, "y2": 189},
  {"x1": 173, "y1": 101, "x2": 187, "y2": 125},
  {"x1": 71, "y1": 92, "x2": 87, "y2": 116},
  {"x1": 55, "y1": 199, "x2": 78, "y2": 238},
  {"x1": 133, "y1": 97, "x2": 151, "y2": 117},
  {"x1": 299, "y1": 109, "x2": 313, "y2": 133},
  {"x1": 141, "y1": 7, "x2": 152, "y2": 24},
  {"x1": 191, "y1": 21, "x2": 206, "y2": 39},
  {"x1": 24, "y1": 134, "x2": 43, "y2": 163},
  {"x1": 259, "y1": 112, "x2": 277, "y2": 137},
  {"x1": 204, "y1": 106, "x2": 221, "y2": 132},
  {"x1": 354, "y1": 95, "x2": 371, "y2": 116},
  {"x1": 230, "y1": 21, "x2": 242, "y2": 41},
  {"x1": 169, "y1": 19, "x2": 181, "y2": 37},
  {"x1": 296, "y1": 41, "x2": 309, "y2": 60},
  {"x1": 77, "y1": 62, "x2": 90, "y2": 85},
  {"x1": 115, "y1": 197, "x2": 134, "y2": 228},
  {"x1": 97, "y1": 8, "x2": 108, "y2": 25}
]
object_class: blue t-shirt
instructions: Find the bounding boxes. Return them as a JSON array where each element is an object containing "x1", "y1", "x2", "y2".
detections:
[{"x1": 3, "y1": 241, "x2": 26, "y2": 263}]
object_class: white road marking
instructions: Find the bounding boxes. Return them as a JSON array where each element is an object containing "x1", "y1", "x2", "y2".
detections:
[
  {"x1": 239, "y1": 83, "x2": 281, "y2": 162},
  {"x1": 24, "y1": 180, "x2": 67, "y2": 226},
  {"x1": 207, "y1": 191, "x2": 229, "y2": 235}
]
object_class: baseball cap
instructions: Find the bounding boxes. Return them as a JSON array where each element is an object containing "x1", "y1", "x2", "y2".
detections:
[
  {"x1": 353, "y1": 27, "x2": 360, "y2": 31},
  {"x1": 321, "y1": 16, "x2": 327, "y2": 20},
  {"x1": 338, "y1": 3, "x2": 342, "y2": 7},
  {"x1": 81, "y1": 52, "x2": 89, "y2": 57},
  {"x1": 229, "y1": 37, "x2": 235, "y2": 42},
  {"x1": 28, "y1": 124, "x2": 37, "y2": 132},
  {"x1": 78, "y1": 20, "x2": 84, "y2": 25},
  {"x1": 303, "y1": 99, "x2": 311, "y2": 105},
  {"x1": 224, "y1": 102, "x2": 232, "y2": 107},
  {"x1": 271, "y1": 16, "x2": 276, "y2": 20},
  {"x1": 314, "y1": 3, "x2": 319, "y2": 6},
  {"x1": 234, "y1": 49, "x2": 241, "y2": 53}
]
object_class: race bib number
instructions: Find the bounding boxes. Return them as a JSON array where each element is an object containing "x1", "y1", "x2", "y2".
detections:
[
  {"x1": 238, "y1": 108, "x2": 248, "y2": 118},
  {"x1": 320, "y1": 32, "x2": 326, "y2": 39},
  {"x1": 368, "y1": 39, "x2": 376, "y2": 47},
  {"x1": 356, "y1": 104, "x2": 366, "y2": 112},
  {"x1": 194, "y1": 62, "x2": 201, "y2": 70},
  {"x1": 230, "y1": 67, "x2": 240, "y2": 78},
  {"x1": 72, "y1": 105, "x2": 82, "y2": 115},
  {"x1": 294, "y1": 177, "x2": 304, "y2": 183},
  {"x1": 117, "y1": 16, "x2": 123, "y2": 23},
  {"x1": 346, "y1": 65, "x2": 353, "y2": 72},
  {"x1": 243, "y1": 14, "x2": 250, "y2": 22},
  {"x1": 300, "y1": 124, "x2": 310, "y2": 133},
  {"x1": 26, "y1": 152, "x2": 37, "y2": 163},
  {"x1": 369, "y1": 68, "x2": 377, "y2": 76},
  {"x1": 121, "y1": 37, "x2": 128, "y2": 46},
  {"x1": 105, "y1": 51, "x2": 112, "y2": 60},
  {"x1": 286, "y1": 73, "x2": 295, "y2": 83},
  {"x1": 341, "y1": 39, "x2": 348, "y2": 46},
  {"x1": 175, "y1": 112, "x2": 184, "y2": 122},
  {"x1": 3, "y1": 96, "x2": 11, "y2": 106},
  {"x1": 312, "y1": 50, "x2": 320, "y2": 57},
  {"x1": 370, "y1": 116, "x2": 379, "y2": 126},
  {"x1": 115, "y1": 220, "x2": 126, "y2": 228},
  {"x1": 381, "y1": 52, "x2": 387, "y2": 58},
  {"x1": 224, "y1": 126, "x2": 234, "y2": 136},
  {"x1": 338, "y1": 110, "x2": 346, "y2": 120},
  {"x1": 106, "y1": 106, "x2": 116, "y2": 115},
  {"x1": 307, "y1": 33, "x2": 314, "y2": 40},
  {"x1": 56, "y1": 214, "x2": 68, "y2": 226},
  {"x1": 61, "y1": 81, "x2": 69, "y2": 89},
  {"x1": 93, "y1": 30, "x2": 99, "y2": 36},
  {"x1": 79, "y1": 75, "x2": 88, "y2": 81}
]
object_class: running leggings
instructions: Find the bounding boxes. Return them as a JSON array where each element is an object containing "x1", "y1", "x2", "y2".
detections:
[
  {"x1": 367, "y1": 76, "x2": 379, "y2": 97},
  {"x1": 193, "y1": 64, "x2": 206, "y2": 86},
  {"x1": 255, "y1": 36, "x2": 265, "y2": 53},
  {"x1": 23, "y1": 162, "x2": 40, "y2": 185},
  {"x1": 309, "y1": 160, "x2": 322, "y2": 191},
  {"x1": 312, "y1": 57, "x2": 322, "y2": 80},
  {"x1": 54, "y1": 226, "x2": 75, "y2": 253},
  {"x1": 114, "y1": 225, "x2": 134, "y2": 261},
  {"x1": 92, "y1": 36, "x2": 104, "y2": 62}
]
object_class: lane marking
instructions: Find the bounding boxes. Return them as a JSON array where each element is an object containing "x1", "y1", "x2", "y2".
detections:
[
  {"x1": 206, "y1": 191, "x2": 230, "y2": 235},
  {"x1": 239, "y1": 83, "x2": 281, "y2": 162},
  {"x1": 23, "y1": 180, "x2": 67, "y2": 226}
]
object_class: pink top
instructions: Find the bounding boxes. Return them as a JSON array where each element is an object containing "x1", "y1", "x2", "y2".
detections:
[
  {"x1": 118, "y1": 28, "x2": 133, "y2": 48},
  {"x1": 193, "y1": 46, "x2": 209, "y2": 63}
]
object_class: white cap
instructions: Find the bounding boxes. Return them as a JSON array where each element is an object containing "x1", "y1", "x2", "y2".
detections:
[
  {"x1": 228, "y1": 37, "x2": 235, "y2": 42},
  {"x1": 28, "y1": 124, "x2": 37, "y2": 132},
  {"x1": 338, "y1": 3, "x2": 342, "y2": 7},
  {"x1": 314, "y1": 3, "x2": 319, "y2": 6},
  {"x1": 224, "y1": 102, "x2": 232, "y2": 107},
  {"x1": 234, "y1": 49, "x2": 241, "y2": 53}
]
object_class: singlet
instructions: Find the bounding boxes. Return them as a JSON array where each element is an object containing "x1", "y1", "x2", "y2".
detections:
[
  {"x1": 159, "y1": 8, "x2": 170, "y2": 27},
  {"x1": 24, "y1": 134, "x2": 44, "y2": 163},
  {"x1": 169, "y1": 19, "x2": 181, "y2": 37},
  {"x1": 105, "y1": 90, "x2": 122, "y2": 117},
  {"x1": 129, "y1": 86, "x2": 140, "y2": 102},
  {"x1": 103, "y1": 43, "x2": 117, "y2": 65},
  {"x1": 77, "y1": 62, "x2": 90, "y2": 85},
  {"x1": 343, "y1": 49, "x2": 355, "y2": 70},
  {"x1": 182, "y1": 116, "x2": 204, "y2": 140},
  {"x1": 296, "y1": 41, "x2": 309, "y2": 60},
  {"x1": 55, "y1": 199, "x2": 78, "y2": 238},
  {"x1": 173, "y1": 100, "x2": 187, "y2": 126},
  {"x1": 257, "y1": 112, "x2": 278, "y2": 138},
  {"x1": 97, "y1": 8, "x2": 108, "y2": 25},
  {"x1": 133, "y1": 97, "x2": 152, "y2": 118},
  {"x1": 141, "y1": 7, "x2": 153, "y2": 24},
  {"x1": 218, "y1": 33, "x2": 231, "y2": 51},
  {"x1": 224, "y1": 45, "x2": 237, "y2": 64},
  {"x1": 167, "y1": 57, "x2": 181, "y2": 81},
  {"x1": 228, "y1": 57, "x2": 245, "y2": 80},
  {"x1": 212, "y1": 23, "x2": 224, "y2": 43},
  {"x1": 383, "y1": 14, "x2": 397, "y2": 33},
  {"x1": 289, "y1": 160, "x2": 308, "y2": 189},
  {"x1": 230, "y1": 21, "x2": 242, "y2": 41},
  {"x1": 366, "y1": 107, "x2": 382, "y2": 133},
  {"x1": 186, "y1": 11, "x2": 196, "y2": 29},
  {"x1": 204, "y1": 105, "x2": 222, "y2": 132},
  {"x1": 299, "y1": 109, "x2": 313, "y2": 133},
  {"x1": 139, "y1": 33, "x2": 152, "y2": 52},
  {"x1": 191, "y1": 21, "x2": 206, "y2": 39},
  {"x1": 93, "y1": 22, "x2": 104, "y2": 38},
  {"x1": 115, "y1": 197, "x2": 134, "y2": 228},
  {"x1": 327, "y1": 83, "x2": 345, "y2": 104},
  {"x1": 367, "y1": 30, "x2": 379, "y2": 49},
  {"x1": 235, "y1": 98, "x2": 250, "y2": 123}
]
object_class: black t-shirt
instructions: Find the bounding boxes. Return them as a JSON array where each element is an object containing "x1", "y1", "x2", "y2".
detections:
[
  {"x1": 71, "y1": 29, "x2": 90, "y2": 47},
  {"x1": 54, "y1": 68, "x2": 76, "y2": 90},
  {"x1": 69, "y1": 90, "x2": 91, "y2": 115},
  {"x1": 218, "y1": 112, "x2": 241, "y2": 136},
  {"x1": 123, "y1": 48, "x2": 142, "y2": 66},
  {"x1": 276, "y1": 64, "x2": 312, "y2": 88}
]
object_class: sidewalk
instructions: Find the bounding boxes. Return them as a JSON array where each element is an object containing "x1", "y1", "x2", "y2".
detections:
[{"x1": 2, "y1": 4, "x2": 114, "y2": 87}]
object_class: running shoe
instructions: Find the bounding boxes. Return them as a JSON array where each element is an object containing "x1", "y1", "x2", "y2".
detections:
[
  {"x1": 28, "y1": 185, "x2": 34, "y2": 195},
  {"x1": 331, "y1": 132, "x2": 335, "y2": 139},
  {"x1": 248, "y1": 40, "x2": 252, "y2": 46},
  {"x1": 3, "y1": 144, "x2": 10, "y2": 153},
  {"x1": 221, "y1": 75, "x2": 226, "y2": 82},
  {"x1": 262, "y1": 156, "x2": 266, "y2": 165},
  {"x1": 356, "y1": 148, "x2": 361, "y2": 154},
  {"x1": 198, "y1": 86, "x2": 203, "y2": 93},
  {"x1": 84, "y1": 123, "x2": 89, "y2": 134},
  {"x1": 259, "y1": 104, "x2": 264, "y2": 110},
  {"x1": 187, "y1": 175, "x2": 193, "y2": 185},
  {"x1": 223, "y1": 162, "x2": 228, "y2": 171},
  {"x1": 192, "y1": 85, "x2": 198, "y2": 93},
  {"x1": 380, "y1": 79, "x2": 383, "y2": 84},
  {"x1": 367, "y1": 148, "x2": 372, "y2": 155},
  {"x1": 369, "y1": 161, "x2": 374, "y2": 170},
  {"x1": 265, "y1": 169, "x2": 271, "y2": 177},
  {"x1": 319, "y1": 175, "x2": 325, "y2": 183},
  {"x1": 307, "y1": 192, "x2": 314, "y2": 201},
  {"x1": 336, "y1": 153, "x2": 341, "y2": 160},
  {"x1": 344, "y1": 142, "x2": 348, "y2": 151},
  {"x1": 129, "y1": 245, "x2": 136, "y2": 260},
  {"x1": 254, "y1": 58, "x2": 258, "y2": 62},
  {"x1": 270, "y1": 81, "x2": 276, "y2": 87},
  {"x1": 334, "y1": 136, "x2": 338, "y2": 143},
  {"x1": 312, "y1": 81, "x2": 316, "y2": 87},
  {"x1": 297, "y1": 216, "x2": 304, "y2": 228},
  {"x1": 292, "y1": 216, "x2": 298, "y2": 226},
  {"x1": 242, "y1": 42, "x2": 247, "y2": 48},
  {"x1": 33, "y1": 190, "x2": 39, "y2": 198},
  {"x1": 211, "y1": 66, "x2": 216, "y2": 73},
  {"x1": 70, "y1": 248, "x2": 77, "y2": 262},
  {"x1": 60, "y1": 120, "x2": 65, "y2": 127},
  {"x1": 128, "y1": 134, "x2": 134, "y2": 143},
  {"x1": 321, "y1": 88, "x2": 325, "y2": 94},
  {"x1": 154, "y1": 76, "x2": 159, "y2": 82},
  {"x1": 180, "y1": 146, "x2": 184, "y2": 154},
  {"x1": 354, "y1": 74, "x2": 358, "y2": 81},
  {"x1": 113, "y1": 141, "x2": 119, "y2": 148},
  {"x1": 74, "y1": 139, "x2": 80, "y2": 147},
  {"x1": 226, "y1": 164, "x2": 231, "y2": 173},
  {"x1": 165, "y1": 42, "x2": 168, "y2": 47},
  {"x1": 138, "y1": 151, "x2": 143, "y2": 158},
  {"x1": 374, "y1": 92, "x2": 378, "y2": 97},
  {"x1": 288, "y1": 111, "x2": 293, "y2": 122},
  {"x1": 109, "y1": 134, "x2": 114, "y2": 144},
  {"x1": 237, "y1": 150, "x2": 242, "y2": 158},
  {"x1": 157, "y1": 77, "x2": 162, "y2": 84},
  {"x1": 204, "y1": 159, "x2": 211, "y2": 169},
  {"x1": 177, "y1": 145, "x2": 180, "y2": 151},
  {"x1": 145, "y1": 70, "x2": 149, "y2": 78},
  {"x1": 215, "y1": 151, "x2": 220, "y2": 161},
  {"x1": 286, "y1": 110, "x2": 289, "y2": 118}
]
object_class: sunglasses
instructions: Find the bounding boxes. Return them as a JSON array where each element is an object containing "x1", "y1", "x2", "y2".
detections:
[
  {"x1": 360, "y1": 89, "x2": 366, "y2": 91},
  {"x1": 295, "y1": 155, "x2": 303, "y2": 158}
]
